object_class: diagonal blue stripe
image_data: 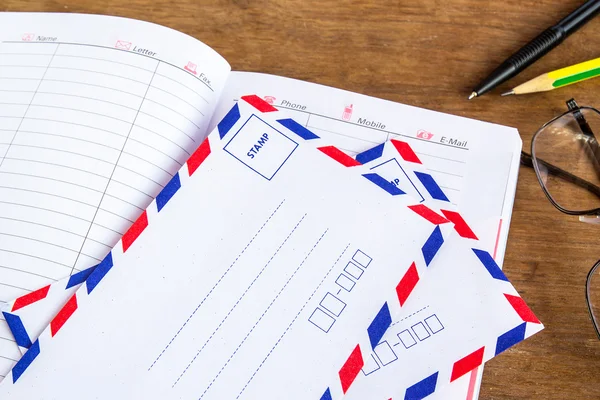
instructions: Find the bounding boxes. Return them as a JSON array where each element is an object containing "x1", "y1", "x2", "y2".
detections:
[
  {"x1": 404, "y1": 372, "x2": 438, "y2": 400},
  {"x1": 495, "y1": 322, "x2": 527, "y2": 356},
  {"x1": 422, "y1": 226, "x2": 444, "y2": 266},
  {"x1": 65, "y1": 265, "x2": 96, "y2": 289},
  {"x1": 86, "y1": 252, "x2": 114, "y2": 294},
  {"x1": 472, "y1": 248, "x2": 509, "y2": 281},
  {"x1": 3, "y1": 312, "x2": 32, "y2": 349},
  {"x1": 276, "y1": 118, "x2": 320, "y2": 140},
  {"x1": 12, "y1": 339, "x2": 40, "y2": 383},
  {"x1": 356, "y1": 143, "x2": 385, "y2": 165},
  {"x1": 363, "y1": 173, "x2": 405, "y2": 196},
  {"x1": 414, "y1": 171, "x2": 449, "y2": 202},
  {"x1": 367, "y1": 302, "x2": 392, "y2": 349},
  {"x1": 156, "y1": 173, "x2": 181, "y2": 212},
  {"x1": 218, "y1": 103, "x2": 241, "y2": 139},
  {"x1": 320, "y1": 388, "x2": 333, "y2": 400}
]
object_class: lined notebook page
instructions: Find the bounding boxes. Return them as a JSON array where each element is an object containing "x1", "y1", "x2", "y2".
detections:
[{"x1": 0, "y1": 12, "x2": 230, "y2": 378}]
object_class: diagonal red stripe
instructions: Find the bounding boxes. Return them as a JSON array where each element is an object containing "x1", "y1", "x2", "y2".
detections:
[
  {"x1": 440, "y1": 210, "x2": 478, "y2": 240},
  {"x1": 450, "y1": 346, "x2": 485, "y2": 382},
  {"x1": 339, "y1": 344, "x2": 364, "y2": 393},
  {"x1": 11, "y1": 285, "x2": 51, "y2": 312},
  {"x1": 122, "y1": 211, "x2": 149, "y2": 253},
  {"x1": 396, "y1": 262, "x2": 419, "y2": 306},
  {"x1": 50, "y1": 294, "x2": 78, "y2": 337},
  {"x1": 504, "y1": 294, "x2": 541, "y2": 324},
  {"x1": 391, "y1": 140, "x2": 422, "y2": 163},
  {"x1": 187, "y1": 138, "x2": 211, "y2": 176},
  {"x1": 241, "y1": 95, "x2": 278, "y2": 112},
  {"x1": 318, "y1": 146, "x2": 361, "y2": 167},
  {"x1": 408, "y1": 204, "x2": 449, "y2": 225}
]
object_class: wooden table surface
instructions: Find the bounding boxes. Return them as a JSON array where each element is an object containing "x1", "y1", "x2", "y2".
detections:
[{"x1": 3, "y1": 0, "x2": 600, "y2": 398}]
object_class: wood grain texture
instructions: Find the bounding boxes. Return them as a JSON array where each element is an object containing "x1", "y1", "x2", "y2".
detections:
[{"x1": 2, "y1": 0, "x2": 600, "y2": 398}]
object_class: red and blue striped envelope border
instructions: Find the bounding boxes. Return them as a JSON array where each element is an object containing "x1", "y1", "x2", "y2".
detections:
[
  {"x1": 2, "y1": 96, "x2": 539, "y2": 400},
  {"x1": 319, "y1": 132, "x2": 541, "y2": 400}
]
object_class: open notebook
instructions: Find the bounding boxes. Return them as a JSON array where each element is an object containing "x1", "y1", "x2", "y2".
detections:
[{"x1": 0, "y1": 12, "x2": 522, "y2": 398}]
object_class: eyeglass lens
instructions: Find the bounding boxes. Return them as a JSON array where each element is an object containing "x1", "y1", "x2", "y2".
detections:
[{"x1": 531, "y1": 108, "x2": 600, "y2": 213}]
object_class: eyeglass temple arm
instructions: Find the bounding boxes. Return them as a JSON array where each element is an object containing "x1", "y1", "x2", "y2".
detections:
[
  {"x1": 520, "y1": 151, "x2": 600, "y2": 199},
  {"x1": 585, "y1": 259, "x2": 600, "y2": 341}
]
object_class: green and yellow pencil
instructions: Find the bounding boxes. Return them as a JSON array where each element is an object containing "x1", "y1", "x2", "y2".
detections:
[{"x1": 502, "y1": 57, "x2": 600, "y2": 96}]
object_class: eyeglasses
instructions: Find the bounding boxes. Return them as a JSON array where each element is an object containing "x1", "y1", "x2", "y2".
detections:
[{"x1": 521, "y1": 98, "x2": 600, "y2": 340}]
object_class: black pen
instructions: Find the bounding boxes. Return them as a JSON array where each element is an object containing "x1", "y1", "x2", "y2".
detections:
[{"x1": 469, "y1": 0, "x2": 600, "y2": 100}]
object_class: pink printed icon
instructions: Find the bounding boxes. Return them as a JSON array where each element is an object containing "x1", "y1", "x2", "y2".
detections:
[
  {"x1": 417, "y1": 129, "x2": 434, "y2": 140},
  {"x1": 22, "y1": 33, "x2": 35, "y2": 41},
  {"x1": 115, "y1": 40, "x2": 132, "y2": 50},
  {"x1": 184, "y1": 61, "x2": 198, "y2": 75},
  {"x1": 263, "y1": 96, "x2": 276, "y2": 105},
  {"x1": 342, "y1": 104, "x2": 353, "y2": 121}
]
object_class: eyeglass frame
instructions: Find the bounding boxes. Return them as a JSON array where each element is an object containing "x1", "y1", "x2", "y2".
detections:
[
  {"x1": 521, "y1": 99, "x2": 600, "y2": 217},
  {"x1": 520, "y1": 98, "x2": 600, "y2": 340}
]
